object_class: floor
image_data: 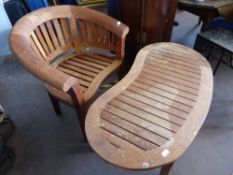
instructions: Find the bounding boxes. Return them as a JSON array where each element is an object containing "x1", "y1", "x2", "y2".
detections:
[{"x1": 1, "y1": 11, "x2": 233, "y2": 175}]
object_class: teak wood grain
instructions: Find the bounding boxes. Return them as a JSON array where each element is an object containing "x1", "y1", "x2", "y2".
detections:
[
  {"x1": 85, "y1": 43, "x2": 213, "y2": 174},
  {"x1": 10, "y1": 5, "x2": 129, "y2": 140}
]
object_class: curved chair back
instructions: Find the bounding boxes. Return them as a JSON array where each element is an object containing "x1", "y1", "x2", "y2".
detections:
[{"x1": 10, "y1": 5, "x2": 129, "y2": 92}]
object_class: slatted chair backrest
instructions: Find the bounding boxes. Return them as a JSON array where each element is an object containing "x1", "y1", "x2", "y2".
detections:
[
  {"x1": 12, "y1": 5, "x2": 128, "y2": 63},
  {"x1": 10, "y1": 5, "x2": 129, "y2": 95}
]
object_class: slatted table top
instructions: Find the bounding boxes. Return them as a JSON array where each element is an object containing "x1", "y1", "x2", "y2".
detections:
[{"x1": 85, "y1": 43, "x2": 213, "y2": 170}]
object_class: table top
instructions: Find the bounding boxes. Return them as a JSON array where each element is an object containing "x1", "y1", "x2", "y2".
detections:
[
  {"x1": 85, "y1": 43, "x2": 213, "y2": 170},
  {"x1": 178, "y1": 0, "x2": 233, "y2": 9},
  {"x1": 200, "y1": 28, "x2": 233, "y2": 52}
]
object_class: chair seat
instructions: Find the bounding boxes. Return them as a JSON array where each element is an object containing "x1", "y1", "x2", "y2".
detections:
[{"x1": 45, "y1": 52, "x2": 122, "y2": 105}]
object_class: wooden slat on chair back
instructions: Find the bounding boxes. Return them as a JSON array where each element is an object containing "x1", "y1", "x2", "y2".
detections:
[
  {"x1": 31, "y1": 17, "x2": 74, "y2": 61},
  {"x1": 26, "y1": 5, "x2": 127, "y2": 62}
]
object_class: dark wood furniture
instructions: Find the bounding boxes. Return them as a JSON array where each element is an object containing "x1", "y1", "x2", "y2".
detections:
[
  {"x1": 178, "y1": 0, "x2": 233, "y2": 31},
  {"x1": 86, "y1": 43, "x2": 213, "y2": 174},
  {"x1": 10, "y1": 5, "x2": 129, "y2": 140},
  {"x1": 108, "y1": 0, "x2": 177, "y2": 71},
  {"x1": 195, "y1": 28, "x2": 233, "y2": 75}
]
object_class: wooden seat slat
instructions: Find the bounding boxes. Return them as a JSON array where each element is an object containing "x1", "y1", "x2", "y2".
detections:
[
  {"x1": 57, "y1": 66, "x2": 93, "y2": 82},
  {"x1": 100, "y1": 119, "x2": 157, "y2": 150},
  {"x1": 121, "y1": 90, "x2": 188, "y2": 119},
  {"x1": 65, "y1": 59, "x2": 102, "y2": 74},
  {"x1": 148, "y1": 55, "x2": 201, "y2": 73},
  {"x1": 153, "y1": 50, "x2": 201, "y2": 65},
  {"x1": 146, "y1": 58, "x2": 201, "y2": 75},
  {"x1": 128, "y1": 85, "x2": 192, "y2": 113},
  {"x1": 110, "y1": 99, "x2": 181, "y2": 132},
  {"x1": 159, "y1": 49, "x2": 201, "y2": 62},
  {"x1": 105, "y1": 105, "x2": 175, "y2": 139},
  {"x1": 137, "y1": 75, "x2": 197, "y2": 102},
  {"x1": 142, "y1": 67, "x2": 198, "y2": 96},
  {"x1": 83, "y1": 53, "x2": 114, "y2": 63},
  {"x1": 101, "y1": 129, "x2": 144, "y2": 152},
  {"x1": 133, "y1": 81, "x2": 195, "y2": 107},
  {"x1": 60, "y1": 62, "x2": 97, "y2": 77},
  {"x1": 144, "y1": 64, "x2": 201, "y2": 84},
  {"x1": 144, "y1": 59, "x2": 201, "y2": 80},
  {"x1": 142, "y1": 68, "x2": 200, "y2": 91},
  {"x1": 101, "y1": 111, "x2": 168, "y2": 147},
  {"x1": 78, "y1": 55, "x2": 111, "y2": 66},
  {"x1": 149, "y1": 53, "x2": 201, "y2": 70},
  {"x1": 57, "y1": 67, "x2": 90, "y2": 87},
  {"x1": 116, "y1": 95, "x2": 185, "y2": 125},
  {"x1": 71, "y1": 56, "x2": 106, "y2": 69}
]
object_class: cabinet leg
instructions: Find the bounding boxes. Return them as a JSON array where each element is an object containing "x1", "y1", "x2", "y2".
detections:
[{"x1": 159, "y1": 162, "x2": 175, "y2": 175}]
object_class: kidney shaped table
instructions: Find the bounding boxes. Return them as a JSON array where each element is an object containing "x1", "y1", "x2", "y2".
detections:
[{"x1": 85, "y1": 43, "x2": 213, "y2": 174}]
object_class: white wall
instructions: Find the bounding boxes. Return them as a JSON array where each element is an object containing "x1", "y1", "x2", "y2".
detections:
[{"x1": 0, "y1": 0, "x2": 12, "y2": 56}]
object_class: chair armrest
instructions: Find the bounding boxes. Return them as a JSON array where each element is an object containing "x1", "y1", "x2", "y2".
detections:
[{"x1": 10, "y1": 34, "x2": 78, "y2": 93}]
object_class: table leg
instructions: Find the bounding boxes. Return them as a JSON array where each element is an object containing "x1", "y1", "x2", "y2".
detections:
[
  {"x1": 200, "y1": 11, "x2": 217, "y2": 31},
  {"x1": 159, "y1": 162, "x2": 175, "y2": 175}
]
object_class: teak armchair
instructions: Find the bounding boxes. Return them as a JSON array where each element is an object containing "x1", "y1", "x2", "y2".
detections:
[{"x1": 10, "y1": 5, "x2": 129, "y2": 139}]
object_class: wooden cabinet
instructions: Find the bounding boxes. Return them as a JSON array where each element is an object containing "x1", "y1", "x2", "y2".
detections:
[{"x1": 108, "y1": 0, "x2": 177, "y2": 70}]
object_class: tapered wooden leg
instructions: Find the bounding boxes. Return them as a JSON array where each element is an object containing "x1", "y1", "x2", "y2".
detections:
[
  {"x1": 159, "y1": 162, "x2": 175, "y2": 175},
  {"x1": 48, "y1": 93, "x2": 62, "y2": 115},
  {"x1": 74, "y1": 108, "x2": 87, "y2": 142}
]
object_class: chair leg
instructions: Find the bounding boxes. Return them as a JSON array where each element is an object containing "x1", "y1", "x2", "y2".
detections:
[
  {"x1": 48, "y1": 93, "x2": 62, "y2": 115},
  {"x1": 213, "y1": 50, "x2": 225, "y2": 75},
  {"x1": 159, "y1": 162, "x2": 175, "y2": 175},
  {"x1": 74, "y1": 107, "x2": 87, "y2": 142}
]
